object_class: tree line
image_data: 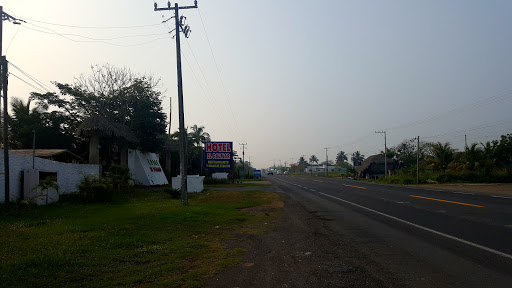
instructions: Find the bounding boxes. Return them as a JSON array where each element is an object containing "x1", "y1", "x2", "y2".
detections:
[{"x1": 3, "y1": 64, "x2": 218, "y2": 177}]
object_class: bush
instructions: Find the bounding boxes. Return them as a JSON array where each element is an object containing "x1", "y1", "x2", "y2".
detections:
[
  {"x1": 77, "y1": 175, "x2": 114, "y2": 203},
  {"x1": 105, "y1": 165, "x2": 132, "y2": 190},
  {"x1": 163, "y1": 188, "x2": 181, "y2": 199}
]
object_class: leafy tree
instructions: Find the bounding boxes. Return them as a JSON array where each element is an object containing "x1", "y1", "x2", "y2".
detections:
[
  {"x1": 9, "y1": 98, "x2": 74, "y2": 149},
  {"x1": 31, "y1": 64, "x2": 167, "y2": 153},
  {"x1": 335, "y1": 150, "x2": 348, "y2": 164},
  {"x1": 494, "y1": 134, "x2": 512, "y2": 167},
  {"x1": 351, "y1": 151, "x2": 364, "y2": 166}
]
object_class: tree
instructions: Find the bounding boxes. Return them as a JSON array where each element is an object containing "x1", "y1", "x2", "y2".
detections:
[
  {"x1": 298, "y1": 156, "x2": 308, "y2": 167},
  {"x1": 31, "y1": 64, "x2": 167, "y2": 153},
  {"x1": 351, "y1": 151, "x2": 364, "y2": 166},
  {"x1": 335, "y1": 151, "x2": 347, "y2": 164},
  {"x1": 9, "y1": 98, "x2": 74, "y2": 149},
  {"x1": 462, "y1": 143, "x2": 483, "y2": 171},
  {"x1": 427, "y1": 142, "x2": 454, "y2": 172},
  {"x1": 309, "y1": 155, "x2": 319, "y2": 165},
  {"x1": 389, "y1": 138, "x2": 418, "y2": 168}
]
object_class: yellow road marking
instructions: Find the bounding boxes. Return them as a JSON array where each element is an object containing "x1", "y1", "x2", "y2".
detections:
[
  {"x1": 313, "y1": 180, "x2": 323, "y2": 183},
  {"x1": 409, "y1": 195, "x2": 484, "y2": 208},
  {"x1": 343, "y1": 184, "x2": 367, "y2": 190}
]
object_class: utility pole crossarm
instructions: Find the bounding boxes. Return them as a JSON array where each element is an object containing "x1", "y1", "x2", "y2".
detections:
[{"x1": 154, "y1": 1, "x2": 198, "y2": 11}]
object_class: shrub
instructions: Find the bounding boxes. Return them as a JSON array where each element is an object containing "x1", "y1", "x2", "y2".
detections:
[
  {"x1": 77, "y1": 175, "x2": 114, "y2": 203},
  {"x1": 105, "y1": 165, "x2": 132, "y2": 190},
  {"x1": 163, "y1": 188, "x2": 181, "y2": 199}
]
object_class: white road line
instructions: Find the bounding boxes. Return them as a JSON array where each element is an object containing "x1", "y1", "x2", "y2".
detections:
[
  {"x1": 452, "y1": 191, "x2": 474, "y2": 195},
  {"x1": 491, "y1": 195, "x2": 512, "y2": 199},
  {"x1": 310, "y1": 189, "x2": 316, "y2": 192},
  {"x1": 318, "y1": 192, "x2": 512, "y2": 261}
]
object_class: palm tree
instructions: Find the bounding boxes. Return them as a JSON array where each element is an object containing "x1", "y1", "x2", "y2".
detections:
[
  {"x1": 336, "y1": 151, "x2": 348, "y2": 164},
  {"x1": 480, "y1": 141, "x2": 498, "y2": 175},
  {"x1": 309, "y1": 155, "x2": 319, "y2": 165},
  {"x1": 428, "y1": 142, "x2": 454, "y2": 172},
  {"x1": 188, "y1": 125, "x2": 211, "y2": 146},
  {"x1": 351, "y1": 151, "x2": 364, "y2": 166},
  {"x1": 462, "y1": 143, "x2": 483, "y2": 171}
]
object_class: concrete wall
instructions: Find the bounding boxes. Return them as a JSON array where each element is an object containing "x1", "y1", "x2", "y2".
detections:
[
  {"x1": 172, "y1": 175, "x2": 205, "y2": 193},
  {"x1": 0, "y1": 149, "x2": 100, "y2": 203}
]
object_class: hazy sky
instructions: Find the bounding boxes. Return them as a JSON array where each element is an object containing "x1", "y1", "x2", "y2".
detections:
[{"x1": 2, "y1": 0, "x2": 512, "y2": 169}]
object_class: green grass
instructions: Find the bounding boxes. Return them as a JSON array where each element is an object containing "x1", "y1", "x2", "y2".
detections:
[{"x1": 0, "y1": 187, "x2": 281, "y2": 288}]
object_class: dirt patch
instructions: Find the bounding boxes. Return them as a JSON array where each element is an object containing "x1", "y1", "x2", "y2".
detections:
[{"x1": 205, "y1": 194, "x2": 404, "y2": 288}]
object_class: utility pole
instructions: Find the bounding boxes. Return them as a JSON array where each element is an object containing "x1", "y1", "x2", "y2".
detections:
[
  {"x1": 417, "y1": 136, "x2": 420, "y2": 184},
  {"x1": 1, "y1": 55, "x2": 8, "y2": 202},
  {"x1": 154, "y1": 1, "x2": 197, "y2": 205},
  {"x1": 375, "y1": 131, "x2": 387, "y2": 177},
  {"x1": 239, "y1": 143, "x2": 247, "y2": 171},
  {"x1": 324, "y1": 147, "x2": 329, "y2": 177},
  {"x1": 168, "y1": 96, "x2": 172, "y2": 135}
]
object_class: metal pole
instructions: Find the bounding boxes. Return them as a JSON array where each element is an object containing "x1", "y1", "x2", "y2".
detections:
[
  {"x1": 375, "y1": 131, "x2": 387, "y2": 177},
  {"x1": 325, "y1": 147, "x2": 329, "y2": 177}
]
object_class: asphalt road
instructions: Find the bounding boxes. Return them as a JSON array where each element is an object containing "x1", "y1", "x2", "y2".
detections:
[{"x1": 266, "y1": 175, "x2": 512, "y2": 288}]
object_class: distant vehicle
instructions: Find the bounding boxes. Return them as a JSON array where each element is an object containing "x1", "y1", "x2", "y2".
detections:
[
  {"x1": 283, "y1": 171, "x2": 289, "y2": 175},
  {"x1": 267, "y1": 171, "x2": 273, "y2": 175},
  {"x1": 276, "y1": 170, "x2": 282, "y2": 175}
]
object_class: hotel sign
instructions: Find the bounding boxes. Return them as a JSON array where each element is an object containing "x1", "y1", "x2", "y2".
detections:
[{"x1": 204, "y1": 142, "x2": 233, "y2": 171}]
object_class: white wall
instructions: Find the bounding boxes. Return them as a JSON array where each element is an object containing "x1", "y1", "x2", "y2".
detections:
[{"x1": 0, "y1": 150, "x2": 100, "y2": 203}]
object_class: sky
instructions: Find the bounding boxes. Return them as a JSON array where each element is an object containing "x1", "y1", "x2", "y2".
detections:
[{"x1": 2, "y1": 0, "x2": 512, "y2": 169}]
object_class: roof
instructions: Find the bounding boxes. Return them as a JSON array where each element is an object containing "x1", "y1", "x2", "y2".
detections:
[
  {"x1": 76, "y1": 115, "x2": 138, "y2": 144},
  {"x1": 11, "y1": 149, "x2": 83, "y2": 161},
  {"x1": 355, "y1": 154, "x2": 395, "y2": 173}
]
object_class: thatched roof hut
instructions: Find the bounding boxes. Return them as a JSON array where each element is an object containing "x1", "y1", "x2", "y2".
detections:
[
  {"x1": 77, "y1": 115, "x2": 138, "y2": 165},
  {"x1": 77, "y1": 115, "x2": 138, "y2": 144}
]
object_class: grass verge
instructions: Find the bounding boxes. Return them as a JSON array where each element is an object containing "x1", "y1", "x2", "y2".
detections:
[{"x1": 0, "y1": 184, "x2": 282, "y2": 288}]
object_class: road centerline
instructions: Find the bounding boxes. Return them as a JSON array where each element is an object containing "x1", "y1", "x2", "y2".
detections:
[
  {"x1": 343, "y1": 184, "x2": 367, "y2": 190},
  {"x1": 409, "y1": 195, "x2": 484, "y2": 208}
]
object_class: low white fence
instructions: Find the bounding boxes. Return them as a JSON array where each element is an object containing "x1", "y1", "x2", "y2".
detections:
[{"x1": 0, "y1": 149, "x2": 100, "y2": 203}]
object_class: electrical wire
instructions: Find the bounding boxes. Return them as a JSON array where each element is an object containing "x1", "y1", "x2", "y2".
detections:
[
  {"x1": 5, "y1": 24, "x2": 21, "y2": 54},
  {"x1": 9, "y1": 72, "x2": 46, "y2": 93},
  {"x1": 197, "y1": 8, "x2": 245, "y2": 141},
  {"x1": 8, "y1": 62, "x2": 56, "y2": 93},
  {"x1": 21, "y1": 24, "x2": 169, "y2": 47},
  {"x1": 17, "y1": 16, "x2": 161, "y2": 29}
]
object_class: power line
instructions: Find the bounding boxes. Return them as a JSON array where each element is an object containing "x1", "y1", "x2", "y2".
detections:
[
  {"x1": 21, "y1": 24, "x2": 169, "y2": 47},
  {"x1": 384, "y1": 88, "x2": 512, "y2": 132},
  {"x1": 196, "y1": 8, "x2": 244, "y2": 141},
  {"x1": 16, "y1": 15, "x2": 161, "y2": 29},
  {"x1": 8, "y1": 72, "x2": 45, "y2": 93},
  {"x1": 8, "y1": 62, "x2": 56, "y2": 93}
]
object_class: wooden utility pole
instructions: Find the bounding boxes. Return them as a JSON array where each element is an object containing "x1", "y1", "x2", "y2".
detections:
[
  {"x1": 324, "y1": 147, "x2": 329, "y2": 177},
  {"x1": 239, "y1": 143, "x2": 247, "y2": 171},
  {"x1": 154, "y1": 1, "x2": 197, "y2": 205},
  {"x1": 375, "y1": 131, "x2": 387, "y2": 177},
  {"x1": 417, "y1": 136, "x2": 420, "y2": 184},
  {"x1": 1, "y1": 55, "x2": 8, "y2": 202}
]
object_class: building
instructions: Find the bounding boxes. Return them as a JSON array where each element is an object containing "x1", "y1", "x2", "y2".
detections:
[{"x1": 355, "y1": 154, "x2": 398, "y2": 179}]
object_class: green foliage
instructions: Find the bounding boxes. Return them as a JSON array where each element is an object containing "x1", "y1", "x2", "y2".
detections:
[
  {"x1": 336, "y1": 150, "x2": 348, "y2": 164},
  {"x1": 31, "y1": 64, "x2": 167, "y2": 153},
  {"x1": 351, "y1": 151, "x2": 365, "y2": 165},
  {"x1": 105, "y1": 165, "x2": 131, "y2": 190},
  {"x1": 77, "y1": 175, "x2": 114, "y2": 203},
  {"x1": 163, "y1": 187, "x2": 181, "y2": 199}
]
